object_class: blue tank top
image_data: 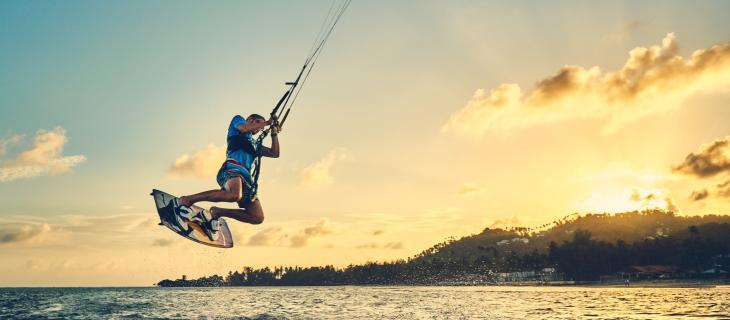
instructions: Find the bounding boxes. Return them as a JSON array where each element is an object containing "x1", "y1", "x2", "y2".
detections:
[{"x1": 226, "y1": 115, "x2": 257, "y2": 171}]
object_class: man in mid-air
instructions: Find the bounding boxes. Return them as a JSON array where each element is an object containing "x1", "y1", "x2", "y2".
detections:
[{"x1": 175, "y1": 114, "x2": 279, "y2": 240}]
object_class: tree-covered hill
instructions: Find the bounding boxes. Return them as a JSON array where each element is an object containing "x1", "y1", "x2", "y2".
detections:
[
  {"x1": 157, "y1": 210, "x2": 730, "y2": 286},
  {"x1": 413, "y1": 210, "x2": 730, "y2": 265}
]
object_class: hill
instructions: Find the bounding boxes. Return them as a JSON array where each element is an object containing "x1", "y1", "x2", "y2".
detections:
[
  {"x1": 157, "y1": 210, "x2": 730, "y2": 286},
  {"x1": 412, "y1": 210, "x2": 730, "y2": 266}
]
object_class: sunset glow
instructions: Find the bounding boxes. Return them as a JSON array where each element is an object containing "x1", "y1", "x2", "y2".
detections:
[{"x1": 1, "y1": 1, "x2": 729, "y2": 287}]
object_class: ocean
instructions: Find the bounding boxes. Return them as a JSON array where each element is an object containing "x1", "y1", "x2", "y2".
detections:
[{"x1": 1, "y1": 286, "x2": 728, "y2": 319}]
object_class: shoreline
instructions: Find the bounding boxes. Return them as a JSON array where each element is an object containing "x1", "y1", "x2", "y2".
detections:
[
  {"x1": 2, "y1": 279, "x2": 728, "y2": 289},
  {"x1": 492, "y1": 279, "x2": 728, "y2": 288}
]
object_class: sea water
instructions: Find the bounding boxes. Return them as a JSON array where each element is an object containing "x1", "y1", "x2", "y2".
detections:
[{"x1": 1, "y1": 286, "x2": 728, "y2": 319}]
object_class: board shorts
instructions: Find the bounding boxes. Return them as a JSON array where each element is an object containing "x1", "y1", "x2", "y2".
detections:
[{"x1": 216, "y1": 160, "x2": 256, "y2": 204}]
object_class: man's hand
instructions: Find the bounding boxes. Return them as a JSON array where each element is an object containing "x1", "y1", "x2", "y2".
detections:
[
  {"x1": 261, "y1": 119, "x2": 281, "y2": 158},
  {"x1": 266, "y1": 115, "x2": 278, "y2": 126},
  {"x1": 267, "y1": 116, "x2": 281, "y2": 136}
]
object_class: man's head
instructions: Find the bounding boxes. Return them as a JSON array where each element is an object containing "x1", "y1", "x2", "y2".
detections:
[{"x1": 247, "y1": 114, "x2": 266, "y2": 134}]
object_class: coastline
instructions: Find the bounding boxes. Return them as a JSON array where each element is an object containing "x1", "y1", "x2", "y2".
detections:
[
  {"x1": 492, "y1": 279, "x2": 728, "y2": 288},
  {"x1": 2, "y1": 279, "x2": 728, "y2": 289}
]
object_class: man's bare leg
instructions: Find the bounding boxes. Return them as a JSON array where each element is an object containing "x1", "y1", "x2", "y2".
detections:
[
  {"x1": 210, "y1": 198, "x2": 264, "y2": 225},
  {"x1": 179, "y1": 178, "x2": 243, "y2": 207},
  {"x1": 182, "y1": 176, "x2": 265, "y2": 225}
]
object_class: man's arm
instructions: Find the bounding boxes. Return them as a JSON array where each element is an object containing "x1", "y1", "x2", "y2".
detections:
[
  {"x1": 236, "y1": 120, "x2": 271, "y2": 134},
  {"x1": 260, "y1": 126, "x2": 280, "y2": 158}
]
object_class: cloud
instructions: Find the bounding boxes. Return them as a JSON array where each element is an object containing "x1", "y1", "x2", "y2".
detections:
[
  {"x1": 674, "y1": 136, "x2": 730, "y2": 200},
  {"x1": 383, "y1": 242, "x2": 403, "y2": 249},
  {"x1": 0, "y1": 127, "x2": 86, "y2": 182},
  {"x1": 290, "y1": 218, "x2": 333, "y2": 247},
  {"x1": 152, "y1": 238, "x2": 174, "y2": 247},
  {"x1": 458, "y1": 183, "x2": 483, "y2": 197},
  {"x1": 629, "y1": 188, "x2": 678, "y2": 212},
  {"x1": 673, "y1": 136, "x2": 730, "y2": 178},
  {"x1": 717, "y1": 180, "x2": 730, "y2": 198},
  {"x1": 346, "y1": 208, "x2": 465, "y2": 233},
  {"x1": 443, "y1": 34, "x2": 730, "y2": 136},
  {"x1": 355, "y1": 242, "x2": 403, "y2": 250},
  {"x1": 61, "y1": 214, "x2": 156, "y2": 234},
  {"x1": 230, "y1": 227, "x2": 249, "y2": 245},
  {"x1": 0, "y1": 213, "x2": 163, "y2": 248},
  {"x1": 246, "y1": 226, "x2": 285, "y2": 246},
  {"x1": 168, "y1": 144, "x2": 226, "y2": 178},
  {"x1": 689, "y1": 189, "x2": 709, "y2": 201},
  {"x1": 0, "y1": 223, "x2": 55, "y2": 245},
  {"x1": 300, "y1": 148, "x2": 346, "y2": 187},
  {"x1": 0, "y1": 134, "x2": 23, "y2": 157},
  {"x1": 242, "y1": 219, "x2": 334, "y2": 247},
  {"x1": 579, "y1": 188, "x2": 680, "y2": 214}
]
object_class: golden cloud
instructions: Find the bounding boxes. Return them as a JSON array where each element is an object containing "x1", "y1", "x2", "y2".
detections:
[
  {"x1": 629, "y1": 188, "x2": 678, "y2": 212},
  {"x1": 689, "y1": 189, "x2": 709, "y2": 201},
  {"x1": 458, "y1": 183, "x2": 483, "y2": 197},
  {"x1": 0, "y1": 223, "x2": 58, "y2": 245},
  {"x1": 0, "y1": 213, "x2": 158, "y2": 249},
  {"x1": 168, "y1": 144, "x2": 226, "y2": 178},
  {"x1": 674, "y1": 135, "x2": 730, "y2": 200},
  {"x1": 242, "y1": 219, "x2": 335, "y2": 247},
  {"x1": 355, "y1": 242, "x2": 404, "y2": 250},
  {"x1": 62, "y1": 214, "x2": 157, "y2": 234},
  {"x1": 300, "y1": 148, "x2": 346, "y2": 188},
  {"x1": 718, "y1": 180, "x2": 730, "y2": 198},
  {"x1": 345, "y1": 207, "x2": 464, "y2": 233},
  {"x1": 673, "y1": 135, "x2": 730, "y2": 178},
  {"x1": 688, "y1": 179, "x2": 730, "y2": 200},
  {"x1": 443, "y1": 33, "x2": 730, "y2": 135},
  {"x1": 290, "y1": 218, "x2": 333, "y2": 247},
  {"x1": 246, "y1": 226, "x2": 285, "y2": 246},
  {"x1": 0, "y1": 127, "x2": 86, "y2": 182}
]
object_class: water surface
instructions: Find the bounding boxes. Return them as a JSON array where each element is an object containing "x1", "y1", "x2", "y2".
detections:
[{"x1": 1, "y1": 286, "x2": 728, "y2": 319}]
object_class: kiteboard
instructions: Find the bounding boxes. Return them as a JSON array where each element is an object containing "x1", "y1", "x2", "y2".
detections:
[{"x1": 151, "y1": 189, "x2": 233, "y2": 248}]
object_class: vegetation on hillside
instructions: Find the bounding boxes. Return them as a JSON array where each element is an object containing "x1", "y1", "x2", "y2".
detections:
[{"x1": 157, "y1": 210, "x2": 730, "y2": 286}]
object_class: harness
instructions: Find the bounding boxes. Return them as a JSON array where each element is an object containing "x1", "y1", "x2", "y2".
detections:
[
  {"x1": 226, "y1": 134, "x2": 258, "y2": 156},
  {"x1": 225, "y1": 134, "x2": 262, "y2": 198}
]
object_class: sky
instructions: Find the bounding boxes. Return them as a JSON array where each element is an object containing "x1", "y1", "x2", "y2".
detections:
[{"x1": 1, "y1": 0, "x2": 730, "y2": 286}]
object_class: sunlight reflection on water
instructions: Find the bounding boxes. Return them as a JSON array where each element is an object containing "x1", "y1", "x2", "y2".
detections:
[{"x1": 1, "y1": 286, "x2": 728, "y2": 319}]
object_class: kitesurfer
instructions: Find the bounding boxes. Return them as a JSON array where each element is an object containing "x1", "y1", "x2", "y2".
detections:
[
  {"x1": 159, "y1": 0, "x2": 348, "y2": 243},
  {"x1": 174, "y1": 114, "x2": 280, "y2": 240}
]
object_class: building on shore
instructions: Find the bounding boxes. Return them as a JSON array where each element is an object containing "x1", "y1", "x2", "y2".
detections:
[{"x1": 496, "y1": 268, "x2": 565, "y2": 283}]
